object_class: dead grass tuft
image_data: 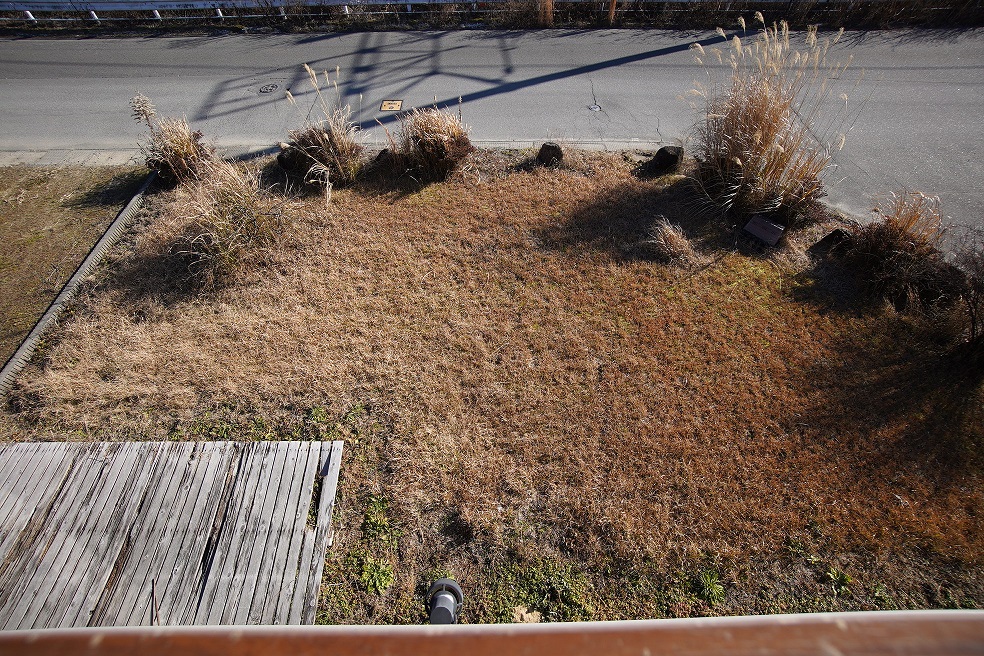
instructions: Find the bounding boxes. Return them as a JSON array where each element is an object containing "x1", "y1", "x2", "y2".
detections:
[
  {"x1": 175, "y1": 160, "x2": 284, "y2": 285},
  {"x1": 843, "y1": 192, "x2": 960, "y2": 313},
  {"x1": 282, "y1": 65, "x2": 365, "y2": 192},
  {"x1": 397, "y1": 106, "x2": 475, "y2": 182},
  {"x1": 130, "y1": 94, "x2": 214, "y2": 185},
  {"x1": 637, "y1": 217, "x2": 706, "y2": 268}
]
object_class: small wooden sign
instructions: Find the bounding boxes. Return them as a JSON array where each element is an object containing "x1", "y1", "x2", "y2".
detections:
[
  {"x1": 379, "y1": 100, "x2": 403, "y2": 111},
  {"x1": 743, "y1": 215, "x2": 786, "y2": 246}
]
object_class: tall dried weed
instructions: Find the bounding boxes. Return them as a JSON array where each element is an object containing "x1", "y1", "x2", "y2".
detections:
[
  {"x1": 638, "y1": 217, "x2": 705, "y2": 268},
  {"x1": 130, "y1": 94, "x2": 214, "y2": 185},
  {"x1": 690, "y1": 21, "x2": 854, "y2": 226},
  {"x1": 955, "y1": 230, "x2": 984, "y2": 348}
]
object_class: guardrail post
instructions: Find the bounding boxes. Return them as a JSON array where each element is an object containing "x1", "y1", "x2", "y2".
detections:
[
  {"x1": 24, "y1": 9, "x2": 37, "y2": 20},
  {"x1": 89, "y1": 9, "x2": 99, "y2": 20},
  {"x1": 152, "y1": 9, "x2": 161, "y2": 18}
]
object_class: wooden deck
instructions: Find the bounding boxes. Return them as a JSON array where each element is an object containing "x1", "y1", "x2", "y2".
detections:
[{"x1": 0, "y1": 440, "x2": 343, "y2": 629}]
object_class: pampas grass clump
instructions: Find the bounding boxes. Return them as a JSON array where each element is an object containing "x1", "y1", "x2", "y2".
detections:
[
  {"x1": 130, "y1": 94, "x2": 214, "y2": 185},
  {"x1": 690, "y1": 20, "x2": 852, "y2": 227},
  {"x1": 281, "y1": 64, "x2": 365, "y2": 191}
]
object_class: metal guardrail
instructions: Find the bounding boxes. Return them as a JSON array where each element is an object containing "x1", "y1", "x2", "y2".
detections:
[{"x1": 1, "y1": 0, "x2": 897, "y2": 19}]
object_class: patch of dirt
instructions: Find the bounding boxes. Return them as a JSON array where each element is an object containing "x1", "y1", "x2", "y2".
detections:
[{"x1": 0, "y1": 165, "x2": 144, "y2": 365}]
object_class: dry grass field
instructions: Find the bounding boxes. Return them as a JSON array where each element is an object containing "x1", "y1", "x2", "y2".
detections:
[
  {"x1": 0, "y1": 165, "x2": 143, "y2": 365},
  {"x1": 1, "y1": 149, "x2": 981, "y2": 622}
]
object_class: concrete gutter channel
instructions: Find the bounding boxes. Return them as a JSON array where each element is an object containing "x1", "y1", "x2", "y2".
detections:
[
  {"x1": 0, "y1": 171, "x2": 156, "y2": 396},
  {"x1": 0, "y1": 137, "x2": 667, "y2": 397}
]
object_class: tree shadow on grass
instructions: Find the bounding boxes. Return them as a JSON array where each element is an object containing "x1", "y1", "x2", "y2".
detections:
[
  {"x1": 64, "y1": 168, "x2": 148, "y2": 210},
  {"x1": 536, "y1": 174, "x2": 727, "y2": 260},
  {"x1": 108, "y1": 238, "x2": 205, "y2": 311},
  {"x1": 791, "y1": 256, "x2": 984, "y2": 477}
]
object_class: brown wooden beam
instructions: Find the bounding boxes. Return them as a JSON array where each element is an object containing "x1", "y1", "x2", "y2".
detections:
[{"x1": 1, "y1": 611, "x2": 982, "y2": 656}]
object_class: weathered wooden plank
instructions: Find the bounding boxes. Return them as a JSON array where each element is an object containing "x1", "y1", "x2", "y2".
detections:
[
  {"x1": 142, "y1": 442, "x2": 222, "y2": 626},
  {"x1": 205, "y1": 441, "x2": 277, "y2": 625},
  {"x1": 277, "y1": 443, "x2": 321, "y2": 625},
  {"x1": 249, "y1": 441, "x2": 305, "y2": 625},
  {"x1": 191, "y1": 442, "x2": 264, "y2": 625},
  {"x1": 0, "y1": 441, "x2": 30, "y2": 506},
  {"x1": 0, "y1": 443, "x2": 68, "y2": 525},
  {"x1": 216, "y1": 441, "x2": 282, "y2": 623},
  {"x1": 29, "y1": 442, "x2": 142, "y2": 628},
  {"x1": 228, "y1": 441, "x2": 292, "y2": 625},
  {"x1": 0, "y1": 442, "x2": 45, "y2": 531},
  {"x1": 302, "y1": 441, "x2": 344, "y2": 625},
  {"x1": 171, "y1": 442, "x2": 246, "y2": 625},
  {"x1": 116, "y1": 443, "x2": 204, "y2": 626},
  {"x1": 0, "y1": 444, "x2": 83, "y2": 600},
  {"x1": 164, "y1": 442, "x2": 242, "y2": 626},
  {"x1": 85, "y1": 442, "x2": 173, "y2": 626},
  {"x1": 0, "y1": 442, "x2": 110, "y2": 629},
  {"x1": 0, "y1": 441, "x2": 18, "y2": 473},
  {"x1": 108, "y1": 442, "x2": 195, "y2": 626},
  {"x1": 57, "y1": 442, "x2": 187, "y2": 628},
  {"x1": 0, "y1": 443, "x2": 74, "y2": 560},
  {"x1": 287, "y1": 441, "x2": 334, "y2": 626}
]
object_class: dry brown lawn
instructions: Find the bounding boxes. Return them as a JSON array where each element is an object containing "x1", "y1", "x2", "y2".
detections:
[
  {"x1": 0, "y1": 165, "x2": 144, "y2": 365},
  {"x1": 2, "y1": 151, "x2": 982, "y2": 622}
]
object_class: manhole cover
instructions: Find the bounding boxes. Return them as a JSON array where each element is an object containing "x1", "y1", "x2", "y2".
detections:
[
  {"x1": 588, "y1": 104, "x2": 602, "y2": 112},
  {"x1": 259, "y1": 83, "x2": 280, "y2": 94}
]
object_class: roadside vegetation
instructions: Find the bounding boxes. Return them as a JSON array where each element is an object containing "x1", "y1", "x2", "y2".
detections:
[{"x1": 1, "y1": 23, "x2": 982, "y2": 623}]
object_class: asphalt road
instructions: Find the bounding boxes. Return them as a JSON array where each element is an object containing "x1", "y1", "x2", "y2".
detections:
[{"x1": 1, "y1": 29, "x2": 982, "y2": 226}]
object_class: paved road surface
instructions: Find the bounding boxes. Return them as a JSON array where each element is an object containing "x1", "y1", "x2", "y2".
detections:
[{"x1": 0, "y1": 29, "x2": 981, "y2": 227}]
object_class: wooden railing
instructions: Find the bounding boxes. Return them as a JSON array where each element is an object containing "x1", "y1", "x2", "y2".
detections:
[{"x1": 1, "y1": 611, "x2": 983, "y2": 656}]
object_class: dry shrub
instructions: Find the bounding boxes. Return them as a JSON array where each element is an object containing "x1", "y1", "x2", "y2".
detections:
[
  {"x1": 130, "y1": 94, "x2": 214, "y2": 185},
  {"x1": 397, "y1": 106, "x2": 475, "y2": 182},
  {"x1": 955, "y1": 230, "x2": 984, "y2": 348},
  {"x1": 844, "y1": 192, "x2": 961, "y2": 313},
  {"x1": 177, "y1": 160, "x2": 282, "y2": 284},
  {"x1": 690, "y1": 20, "x2": 852, "y2": 226},
  {"x1": 282, "y1": 65, "x2": 364, "y2": 191},
  {"x1": 638, "y1": 217, "x2": 705, "y2": 268}
]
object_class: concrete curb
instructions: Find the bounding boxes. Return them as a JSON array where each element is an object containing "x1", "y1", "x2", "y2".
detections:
[{"x1": 0, "y1": 172, "x2": 156, "y2": 396}]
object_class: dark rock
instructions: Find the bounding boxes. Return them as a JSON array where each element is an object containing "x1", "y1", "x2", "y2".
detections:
[
  {"x1": 808, "y1": 228, "x2": 852, "y2": 257},
  {"x1": 536, "y1": 142, "x2": 564, "y2": 166},
  {"x1": 638, "y1": 145, "x2": 684, "y2": 178},
  {"x1": 276, "y1": 142, "x2": 308, "y2": 176}
]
